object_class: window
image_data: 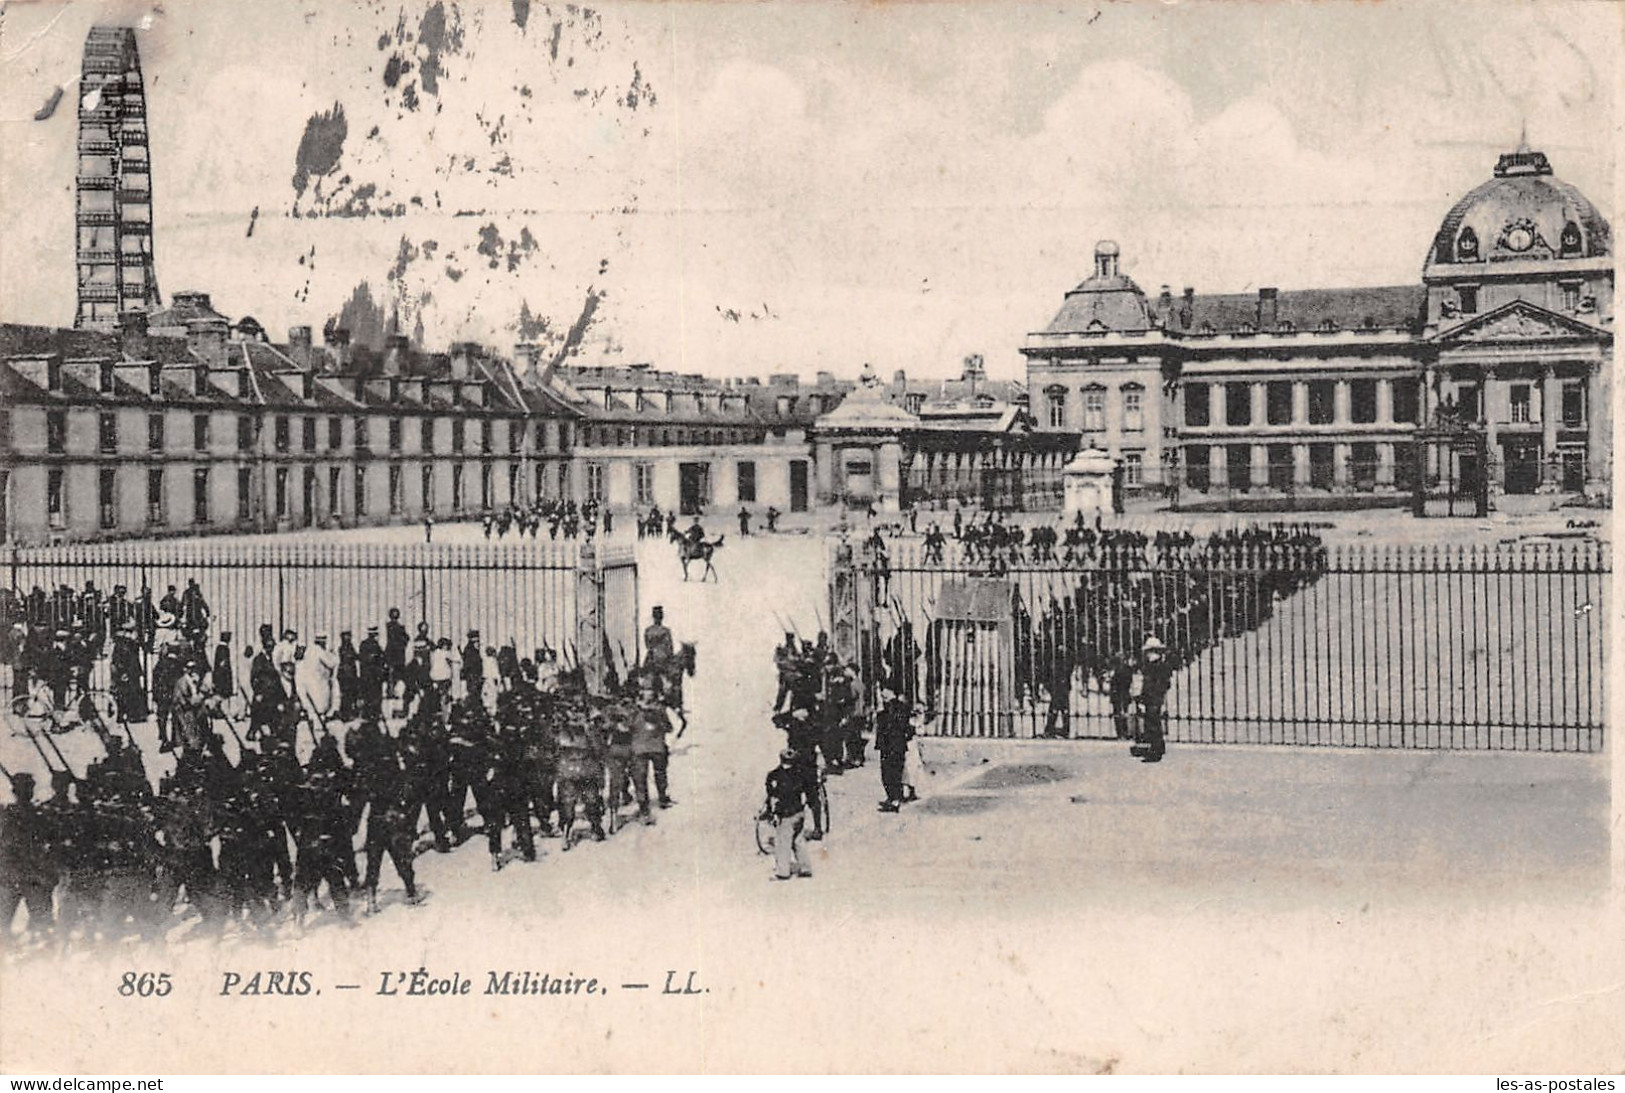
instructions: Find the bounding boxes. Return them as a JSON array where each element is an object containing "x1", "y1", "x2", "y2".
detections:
[
  {"x1": 1562, "y1": 382, "x2": 1584, "y2": 428},
  {"x1": 452, "y1": 420, "x2": 466, "y2": 452},
  {"x1": 47, "y1": 469, "x2": 66, "y2": 528},
  {"x1": 329, "y1": 416, "x2": 343, "y2": 450},
  {"x1": 148, "y1": 413, "x2": 165, "y2": 451},
  {"x1": 585, "y1": 462, "x2": 605, "y2": 501},
  {"x1": 1185, "y1": 444, "x2": 1211, "y2": 491},
  {"x1": 354, "y1": 466, "x2": 367, "y2": 516},
  {"x1": 480, "y1": 464, "x2": 493, "y2": 509},
  {"x1": 1309, "y1": 443, "x2": 1335, "y2": 490},
  {"x1": 193, "y1": 468, "x2": 210, "y2": 525},
  {"x1": 98, "y1": 361, "x2": 114, "y2": 394},
  {"x1": 99, "y1": 412, "x2": 118, "y2": 454},
  {"x1": 194, "y1": 413, "x2": 210, "y2": 452},
  {"x1": 302, "y1": 416, "x2": 317, "y2": 453},
  {"x1": 1083, "y1": 386, "x2": 1106, "y2": 432},
  {"x1": 274, "y1": 415, "x2": 290, "y2": 452},
  {"x1": 509, "y1": 421, "x2": 524, "y2": 453},
  {"x1": 422, "y1": 418, "x2": 435, "y2": 454},
  {"x1": 906, "y1": 393, "x2": 925, "y2": 415},
  {"x1": 1225, "y1": 383, "x2": 1252, "y2": 427},
  {"x1": 634, "y1": 462, "x2": 655, "y2": 506},
  {"x1": 238, "y1": 467, "x2": 252, "y2": 520},
  {"x1": 480, "y1": 420, "x2": 493, "y2": 454},
  {"x1": 1509, "y1": 384, "x2": 1531, "y2": 424},
  {"x1": 422, "y1": 466, "x2": 436, "y2": 511},
  {"x1": 237, "y1": 413, "x2": 254, "y2": 451},
  {"x1": 389, "y1": 465, "x2": 403, "y2": 515},
  {"x1": 1560, "y1": 222, "x2": 1582, "y2": 257},
  {"x1": 1392, "y1": 379, "x2": 1420, "y2": 425},
  {"x1": 1457, "y1": 384, "x2": 1480, "y2": 422},
  {"x1": 452, "y1": 465, "x2": 466, "y2": 511},
  {"x1": 1122, "y1": 451, "x2": 1143, "y2": 486},
  {"x1": 1226, "y1": 445, "x2": 1252, "y2": 493},
  {"x1": 1350, "y1": 379, "x2": 1377, "y2": 424},
  {"x1": 99, "y1": 468, "x2": 117, "y2": 529},
  {"x1": 1457, "y1": 228, "x2": 1479, "y2": 261},
  {"x1": 47, "y1": 411, "x2": 67, "y2": 454},
  {"x1": 1457, "y1": 285, "x2": 1478, "y2": 315},
  {"x1": 329, "y1": 466, "x2": 342, "y2": 518},
  {"x1": 1046, "y1": 390, "x2": 1066, "y2": 429},
  {"x1": 1184, "y1": 382, "x2": 1210, "y2": 427},
  {"x1": 737, "y1": 461, "x2": 757, "y2": 502},
  {"x1": 1308, "y1": 381, "x2": 1336, "y2": 425},
  {"x1": 147, "y1": 468, "x2": 165, "y2": 525},
  {"x1": 558, "y1": 462, "x2": 572, "y2": 500},
  {"x1": 1561, "y1": 282, "x2": 1581, "y2": 312},
  {"x1": 355, "y1": 416, "x2": 370, "y2": 452},
  {"x1": 1267, "y1": 444, "x2": 1293, "y2": 490},
  {"x1": 1122, "y1": 386, "x2": 1144, "y2": 432},
  {"x1": 1267, "y1": 382, "x2": 1293, "y2": 426},
  {"x1": 388, "y1": 418, "x2": 402, "y2": 452},
  {"x1": 274, "y1": 468, "x2": 289, "y2": 518},
  {"x1": 47, "y1": 359, "x2": 62, "y2": 392},
  {"x1": 1351, "y1": 442, "x2": 1378, "y2": 492},
  {"x1": 507, "y1": 463, "x2": 520, "y2": 503}
]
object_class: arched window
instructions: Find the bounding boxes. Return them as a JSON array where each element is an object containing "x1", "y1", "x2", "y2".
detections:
[
  {"x1": 1457, "y1": 227, "x2": 1479, "y2": 261},
  {"x1": 1560, "y1": 221, "x2": 1583, "y2": 257}
]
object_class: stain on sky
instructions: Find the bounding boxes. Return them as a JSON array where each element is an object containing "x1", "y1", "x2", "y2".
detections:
[
  {"x1": 292, "y1": 102, "x2": 348, "y2": 196},
  {"x1": 246, "y1": 206, "x2": 259, "y2": 238},
  {"x1": 34, "y1": 86, "x2": 65, "y2": 121},
  {"x1": 416, "y1": 1, "x2": 464, "y2": 97},
  {"x1": 512, "y1": 0, "x2": 531, "y2": 32}
]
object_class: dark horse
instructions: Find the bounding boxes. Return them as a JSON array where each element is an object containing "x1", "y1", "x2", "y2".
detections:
[{"x1": 673, "y1": 533, "x2": 726, "y2": 582}]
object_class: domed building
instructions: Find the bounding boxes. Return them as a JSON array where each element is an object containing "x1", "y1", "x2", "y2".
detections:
[{"x1": 1022, "y1": 144, "x2": 1612, "y2": 510}]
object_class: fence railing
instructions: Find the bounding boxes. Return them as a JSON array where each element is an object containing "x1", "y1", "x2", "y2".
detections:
[
  {"x1": 2, "y1": 539, "x2": 638, "y2": 698},
  {"x1": 833, "y1": 537, "x2": 1609, "y2": 753}
]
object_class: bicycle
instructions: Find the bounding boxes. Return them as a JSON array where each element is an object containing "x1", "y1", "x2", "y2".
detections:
[{"x1": 9, "y1": 684, "x2": 119, "y2": 737}]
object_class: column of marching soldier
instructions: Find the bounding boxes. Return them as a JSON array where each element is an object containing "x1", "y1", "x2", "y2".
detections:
[{"x1": 0, "y1": 591, "x2": 687, "y2": 945}]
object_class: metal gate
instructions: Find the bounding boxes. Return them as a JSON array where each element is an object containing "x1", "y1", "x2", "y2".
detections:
[{"x1": 831, "y1": 531, "x2": 1608, "y2": 753}]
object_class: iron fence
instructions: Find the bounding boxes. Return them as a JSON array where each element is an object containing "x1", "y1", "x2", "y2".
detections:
[
  {"x1": 1, "y1": 539, "x2": 618, "y2": 698},
  {"x1": 834, "y1": 536, "x2": 1609, "y2": 753}
]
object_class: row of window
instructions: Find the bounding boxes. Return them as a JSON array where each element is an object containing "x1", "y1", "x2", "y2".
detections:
[
  {"x1": 51, "y1": 411, "x2": 550, "y2": 456},
  {"x1": 1184, "y1": 379, "x2": 1422, "y2": 429},
  {"x1": 1045, "y1": 385, "x2": 1145, "y2": 431},
  {"x1": 582, "y1": 460, "x2": 760, "y2": 505},
  {"x1": 48, "y1": 462, "x2": 530, "y2": 532},
  {"x1": 1184, "y1": 442, "x2": 1419, "y2": 493},
  {"x1": 580, "y1": 424, "x2": 764, "y2": 449}
]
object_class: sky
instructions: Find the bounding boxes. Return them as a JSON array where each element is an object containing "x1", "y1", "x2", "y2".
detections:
[{"x1": 0, "y1": 0, "x2": 1616, "y2": 381}]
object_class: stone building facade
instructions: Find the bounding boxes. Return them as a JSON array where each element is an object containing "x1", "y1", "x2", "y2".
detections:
[{"x1": 1023, "y1": 145, "x2": 1613, "y2": 510}]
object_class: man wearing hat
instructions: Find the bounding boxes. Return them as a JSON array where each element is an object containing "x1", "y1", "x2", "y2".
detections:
[
  {"x1": 1, "y1": 772, "x2": 57, "y2": 942},
  {"x1": 358, "y1": 625, "x2": 388, "y2": 720},
  {"x1": 212, "y1": 631, "x2": 236, "y2": 709},
  {"x1": 384, "y1": 608, "x2": 409, "y2": 688},
  {"x1": 761, "y1": 748, "x2": 813, "y2": 881},
  {"x1": 336, "y1": 630, "x2": 360, "y2": 721},
  {"x1": 1131, "y1": 636, "x2": 1174, "y2": 764},
  {"x1": 874, "y1": 687, "x2": 915, "y2": 812},
  {"x1": 296, "y1": 633, "x2": 340, "y2": 729}
]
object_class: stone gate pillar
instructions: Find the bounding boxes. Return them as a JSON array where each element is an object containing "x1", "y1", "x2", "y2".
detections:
[{"x1": 575, "y1": 542, "x2": 606, "y2": 693}]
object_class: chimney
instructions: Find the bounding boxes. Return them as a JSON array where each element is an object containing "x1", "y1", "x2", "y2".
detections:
[
  {"x1": 117, "y1": 310, "x2": 150, "y2": 360},
  {"x1": 1257, "y1": 287, "x2": 1279, "y2": 331},
  {"x1": 450, "y1": 341, "x2": 478, "y2": 381},
  {"x1": 1180, "y1": 287, "x2": 1195, "y2": 330},
  {"x1": 288, "y1": 326, "x2": 313, "y2": 369},
  {"x1": 187, "y1": 317, "x2": 229, "y2": 369},
  {"x1": 1158, "y1": 285, "x2": 1174, "y2": 326},
  {"x1": 961, "y1": 353, "x2": 985, "y2": 381},
  {"x1": 325, "y1": 326, "x2": 353, "y2": 372},
  {"x1": 382, "y1": 334, "x2": 410, "y2": 377},
  {"x1": 514, "y1": 342, "x2": 542, "y2": 384},
  {"x1": 893, "y1": 369, "x2": 907, "y2": 389},
  {"x1": 816, "y1": 370, "x2": 835, "y2": 386}
]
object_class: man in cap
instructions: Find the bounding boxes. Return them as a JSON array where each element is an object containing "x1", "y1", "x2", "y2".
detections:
[
  {"x1": 874, "y1": 687, "x2": 914, "y2": 812},
  {"x1": 384, "y1": 608, "x2": 410, "y2": 688},
  {"x1": 336, "y1": 630, "x2": 360, "y2": 721},
  {"x1": 295, "y1": 633, "x2": 340, "y2": 730},
  {"x1": 460, "y1": 631, "x2": 484, "y2": 703},
  {"x1": 1130, "y1": 636, "x2": 1173, "y2": 764},
  {"x1": 761, "y1": 748, "x2": 813, "y2": 881},
  {"x1": 358, "y1": 625, "x2": 388, "y2": 720},
  {"x1": 212, "y1": 631, "x2": 236, "y2": 711}
]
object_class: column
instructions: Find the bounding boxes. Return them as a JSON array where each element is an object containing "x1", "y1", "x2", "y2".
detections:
[
  {"x1": 1210, "y1": 383, "x2": 1225, "y2": 429},
  {"x1": 1292, "y1": 382, "x2": 1310, "y2": 426},
  {"x1": 1251, "y1": 443, "x2": 1269, "y2": 489},
  {"x1": 814, "y1": 439, "x2": 836, "y2": 506},
  {"x1": 1333, "y1": 442, "x2": 1351, "y2": 489},
  {"x1": 1376, "y1": 378, "x2": 1394, "y2": 424},
  {"x1": 876, "y1": 440, "x2": 903, "y2": 513},
  {"x1": 1482, "y1": 369, "x2": 1500, "y2": 494},
  {"x1": 1334, "y1": 380, "x2": 1352, "y2": 425},
  {"x1": 1540, "y1": 366, "x2": 1561, "y2": 491},
  {"x1": 1376, "y1": 442, "x2": 1395, "y2": 488},
  {"x1": 1292, "y1": 444, "x2": 1311, "y2": 487},
  {"x1": 1250, "y1": 382, "x2": 1267, "y2": 429},
  {"x1": 1586, "y1": 362, "x2": 1610, "y2": 494}
]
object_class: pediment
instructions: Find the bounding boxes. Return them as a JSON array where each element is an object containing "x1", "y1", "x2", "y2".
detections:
[{"x1": 1433, "y1": 301, "x2": 1608, "y2": 345}]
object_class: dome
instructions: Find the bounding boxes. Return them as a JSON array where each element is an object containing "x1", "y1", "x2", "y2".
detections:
[
  {"x1": 1427, "y1": 146, "x2": 1611, "y2": 270},
  {"x1": 1042, "y1": 239, "x2": 1150, "y2": 334},
  {"x1": 1094, "y1": 239, "x2": 1121, "y2": 258}
]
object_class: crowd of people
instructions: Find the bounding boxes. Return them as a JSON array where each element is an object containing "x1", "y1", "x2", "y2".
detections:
[
  {"x1": 0, "y1": 585, "x2": 695, "y2": 946},
  {"x1": 472, "y1": 499, "x2": 610, "y2": 542}
]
